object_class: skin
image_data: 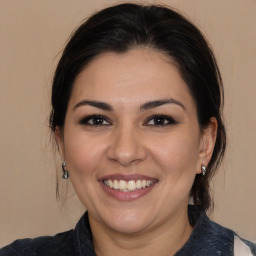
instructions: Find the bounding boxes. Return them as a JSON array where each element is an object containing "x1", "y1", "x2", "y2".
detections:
[{"x1": 57, "y1": 48, "x2": 217, "y2": 256}]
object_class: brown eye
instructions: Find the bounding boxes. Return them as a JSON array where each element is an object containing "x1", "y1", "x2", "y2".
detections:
[
  {"x1": 146, "y1": 115, "x2": 177, "y2": 126},
  {"x1": 80, "y1": 115, "x2": 111, "y2": 126}
]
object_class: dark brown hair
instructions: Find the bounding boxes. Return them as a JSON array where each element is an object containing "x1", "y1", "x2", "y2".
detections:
[{"x1": 50, "y1": 3, "x2": 226, "y2": 210}]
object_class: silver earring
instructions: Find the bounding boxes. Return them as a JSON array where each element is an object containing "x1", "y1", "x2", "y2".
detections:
[
  {"x1": 62, "y1": 162, "x2": 69, "y2": 179},
  {"x1": 201, "y1": 165, "x2": 207, "y2": 176}
]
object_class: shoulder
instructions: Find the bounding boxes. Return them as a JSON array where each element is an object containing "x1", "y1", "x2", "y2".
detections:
[
  {"x1": 0, "y1": 229, "x2": 75, "y2": 256},
  {"x1": 207, "y1": 215, "x2": 256, "y2": 255},
  {"x1": 202, "y1": 212, "x2": 256, "y2": 255},
  {"x1": 0, "y1": 212, "x2": 95, "y2": 256},
  {"x1": 207, "y1": 220, "x2": 256, "y2": 255},
  {"x1": 234, "y1": 236, "x2": 256, "y2": 256},
  {"x1": 176, "y1": 205, "x2": 256, "y2": 256}
]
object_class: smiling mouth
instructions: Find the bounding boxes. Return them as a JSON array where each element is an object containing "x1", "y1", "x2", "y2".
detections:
[{"x1": 103, "y1": 179, "x2": 156, "y2": 192}]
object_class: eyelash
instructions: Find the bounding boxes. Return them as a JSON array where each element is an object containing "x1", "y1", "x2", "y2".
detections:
[
  {"x1": 79, "y1": 114, "x2": 177, "y2": 127},
  {"x1": 145, "y1": 115, "x2": 177, "y2": 126},
  {"x1": 79, "y1": 114, "x2": 111, "y2": 126}
]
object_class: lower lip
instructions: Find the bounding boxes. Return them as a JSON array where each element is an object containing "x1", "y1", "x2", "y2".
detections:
[{"x1": 100, "y1": 182, "x2": 157, "y2": 201}]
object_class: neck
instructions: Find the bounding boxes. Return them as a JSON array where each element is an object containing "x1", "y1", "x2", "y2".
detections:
[{"x1": 89, "y1": 208, "x2": 193, "y2": 256}]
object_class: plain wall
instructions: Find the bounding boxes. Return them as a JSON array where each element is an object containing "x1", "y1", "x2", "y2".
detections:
[{"x1": 0, "y1": 0, "x2": 255, "y2": 247}]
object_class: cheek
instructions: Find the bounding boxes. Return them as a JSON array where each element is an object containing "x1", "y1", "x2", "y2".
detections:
[
  {"x1": 63, "y1": 130, "x2": 106, "y2": 178},
  {"x1": 149, "y1": 131, "x2": 200, "y2": 175}
]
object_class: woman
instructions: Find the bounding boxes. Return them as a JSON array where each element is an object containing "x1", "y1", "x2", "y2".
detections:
[{"x1": 1, "y1": 3, "x2": 255, "y2": 256}]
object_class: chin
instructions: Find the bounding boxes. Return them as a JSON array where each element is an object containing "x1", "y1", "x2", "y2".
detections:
[
  {"x1": 109, "y1": 218, "x2": 151, "y2": 234},
  {"x1": 99, "y1": 207, "x2": 154, "y2": 234}
]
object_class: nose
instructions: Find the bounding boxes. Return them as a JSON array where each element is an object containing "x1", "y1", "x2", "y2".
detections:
[{"x1": 106, "y1": 124, "x2": 147, "y2": 166}]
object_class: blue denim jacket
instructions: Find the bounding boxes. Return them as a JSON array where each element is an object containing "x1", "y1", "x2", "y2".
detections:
[{"x1": 1, "y1": 205, "x2": 255, "y2": 256}]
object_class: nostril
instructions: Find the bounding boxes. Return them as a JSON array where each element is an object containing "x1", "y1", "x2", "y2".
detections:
[
  {"x1": 106, "y1": 143, "x2": 147, "y2": 166},
  {"x1": 108, "y1": 152, "x2": 143, "y2": 166}
]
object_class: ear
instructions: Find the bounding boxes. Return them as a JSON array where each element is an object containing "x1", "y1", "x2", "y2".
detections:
[
  {"x1": 55, "y1": 126, "x2": 65, "y2": 161},
  {"x1": 196, "y1": 117, "x2": 218, "y2": 174}
]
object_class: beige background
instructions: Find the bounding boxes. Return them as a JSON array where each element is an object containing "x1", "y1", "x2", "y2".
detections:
[{"x1": 0, "y1": 0, "x2": 255, "y2": 247}]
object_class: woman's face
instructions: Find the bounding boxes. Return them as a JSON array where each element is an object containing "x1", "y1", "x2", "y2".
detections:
[{"x1": 58, "y1": 48, "x2": 215, "y2": 234}]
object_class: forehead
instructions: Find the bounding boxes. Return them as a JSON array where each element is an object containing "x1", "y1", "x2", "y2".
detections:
[{"x1": 70, "y1": 48, "x2": 195, "y2": 109}]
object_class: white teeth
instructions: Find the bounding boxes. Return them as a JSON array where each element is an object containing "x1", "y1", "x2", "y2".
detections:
[
  {"x1": 103, "y1": 179, "x2": 154, "y2": 192},
  {"x1": 136, "y1": 180, "x2": 142, "y2": 189},
  {"x1": 113, "y1": 180, "x2": 119, "y2": 189},
  {"x1": 127, "y1": 180, "x2": 136, "y2": 190},
  {"x1": 119, "y1": 180, "x2": 127, "y2": 190}
]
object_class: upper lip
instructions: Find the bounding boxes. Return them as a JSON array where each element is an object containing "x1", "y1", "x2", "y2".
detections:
[{"x1": 99, "y1": 173, "x2": 158, "y2": 182}]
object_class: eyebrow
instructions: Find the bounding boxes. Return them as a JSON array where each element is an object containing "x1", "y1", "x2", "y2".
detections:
[
  {"x1": 73, "y1": 98, "x2": 185, "y2": 111},
  {"x1": 140, "y1": 98, "x2": 185, "y2": 111},
  {"x1": 73, "y1": 100, "x2": 113, "y2": 111}
]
